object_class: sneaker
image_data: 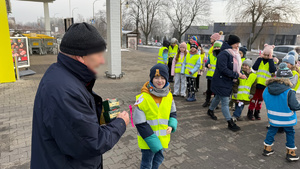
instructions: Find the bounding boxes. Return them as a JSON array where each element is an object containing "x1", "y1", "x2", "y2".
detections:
[
  {"x1": 227, "y1": 119, "x2": 241, "y2": 132},
  {"x1": 173, "y1": 94, "x2": 179, "y2": 97},
  {"x1": 286, "y1": 148, "x2": 299, "y2": 162},
  {"x1": 207, "y1": 109, "x2": 217, "y2": 120},
  {"x1": 216, "y1": 106, "x2": 220, "y2": 110},
  {"x1": 263, "y1": 148, "x2": 275, "y2": 156},
  {"x1": 186, "y1": 94, "x2": 196, "y2": 102},
  {"x1": 247, "y1": 109, "x2": 255, "y2": 121},
  {"x1": 254, "y1": 110, "x2": 261, "y2": 120},
  {"x1": 202, "y1": 102, "x2": 210, "y2": 107},
  {"x1": 232, "y1": 116, "x2": 237, "y2": 122}
]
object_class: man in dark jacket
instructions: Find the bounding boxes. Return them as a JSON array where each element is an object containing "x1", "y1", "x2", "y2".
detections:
[
  {"x1": 206, "y1": 35, "x2": 247, "y2": 132},
  {"x1": 31, "y1": 23, "x2": 129, "y2": 169}
]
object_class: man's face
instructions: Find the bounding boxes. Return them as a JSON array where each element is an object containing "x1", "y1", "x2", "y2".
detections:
[
  {"x1": 153, "y1": 76, "x2": 166, "y2": 89},
  {"x1": 79, "y1": 51, "x2": 105, "y2": 73}
]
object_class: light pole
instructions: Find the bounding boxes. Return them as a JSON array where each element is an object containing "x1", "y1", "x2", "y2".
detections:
[
  {"x1": 72, "y1": 7, "x2": 78, "y2": 18},
  {"x1": 93, "y1": 0, "x2": 100, "y2": 22}
]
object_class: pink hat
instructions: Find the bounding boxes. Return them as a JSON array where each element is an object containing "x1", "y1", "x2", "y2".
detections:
[
  {"x1": 263, "y1": 44, "x2": 275, "y2": 58},
  {"x1": 210, "y1": 31, "x2": 223, "y2": 41},
  {"x1": 179, "y1": 42, "x2": 187, "y2": 49}
]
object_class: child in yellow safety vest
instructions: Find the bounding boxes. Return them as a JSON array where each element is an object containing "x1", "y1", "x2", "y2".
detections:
[
  {"x1": 187, "y1": 36, "x2": 197, "y2": 51},
  {"x1": 231, "y1": 59, "x2": 257, "y2": 121},
  {"x1": 248, "y1": 44, "x2": 277, "y2": 120},
  {"x1": 181, "y1": 42, "x2": 201, "y2": 102},
  {"x1": 157, "y1": 40, "x2": 170, "y2": 65},
  {"x1": 195, "y1": 42, "x2": 206, "y2": 92},
  {"x1": 133, "y1": 64, "x2": 178, "y2": 169},
  {"x1": 283, "y1": 52, "x2": 300, "y2": 91},
  {"x1": 171, "y1": 42, "x2": 188, "y2": 97},
  {"x1": 168, "y1": 38, "x2": 179, "y2": 82},
  {"x1": 239, "y1": 47, "x2": 247, "y2": 64}
]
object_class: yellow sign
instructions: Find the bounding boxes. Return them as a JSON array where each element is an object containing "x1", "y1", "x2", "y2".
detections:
[
  {"x1": 0, "y1": 1, "x2": 16, "y2": 83},
  {"x1": 47, "y1": 42, "x2": 53, "y2": 46},
  {"x1": 33, "y1": 42, "x2": 39, "y2": 46}
]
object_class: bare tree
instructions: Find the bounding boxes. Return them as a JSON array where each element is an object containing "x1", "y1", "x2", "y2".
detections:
[
  {"x1": 164, "y1": 0, "x2": 210, "y2": 42},
  {"x1": 227, "y1": 0, "x2": 299, "y2": 49}
]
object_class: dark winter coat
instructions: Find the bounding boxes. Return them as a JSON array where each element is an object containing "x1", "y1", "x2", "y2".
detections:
[
  {"x1": 210, "y1": 42, "x2": 239, "y2": 97},
  {"x1": 31, "y1": 53, "x2": 126, "y2": 169}
]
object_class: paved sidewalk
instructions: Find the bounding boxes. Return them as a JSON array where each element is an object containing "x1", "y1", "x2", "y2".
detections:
[{"x1": 1, "y1": 50, "x2": 300, "y2": 169}]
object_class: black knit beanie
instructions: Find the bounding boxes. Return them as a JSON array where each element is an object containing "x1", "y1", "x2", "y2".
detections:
[
  {"x1": 239, "y1": 47, "x2": 247, "y2": 57},
  {"x1": 227, "y1": 35, "x2": 240, "y2": 46},
  {"x1": 150, "y1": 64, "x2": 169, "y2": 83},
  {"x1": 60, "y1": 22, "x2": 106, "y2": 56},
  {"x1": 163, "y1": 40, "x2": 170, "y2": 47}
]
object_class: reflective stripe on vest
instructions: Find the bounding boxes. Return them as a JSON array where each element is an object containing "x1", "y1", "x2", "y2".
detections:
[
  {"x1": 292, "y1": 70, "x2": 300, "y2": 91},
  {"x1": 136, "y1": 92, "x2": 173, "y2": 149},
  {"x1": 175, "y1": 55, "x2": 185, "y2": 74},
  {"x1": 263, "y1": 88, "x2": 297, "y2": 127},
  {"x1": 168, "y1": 45, "x2": 178, "y2": 58},
  {"x1": 157, "y1": 47, "x2": 168, "y2": 64},
  {"x1": 232, "y1": 73, "x2": 257, "y2": 101},
  {"x1": 184, "y1": 53, "x2": 200, "y2": 78},
  {"x1": 207, "y1": 47, "x2": 217, "y2": 77},
  {"x1": 256, "y1": 61, "x2": 271, "y2": 86}
]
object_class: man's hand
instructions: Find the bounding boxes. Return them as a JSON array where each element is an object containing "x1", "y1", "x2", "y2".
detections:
[
  {"x1": 239, "y1": 73, "x2": 247, "y2": 79},
  {"x1": 117, "y1": 111, "x2": 129, "y2": 126},
  {"x1": 166, "y1": 127, "x2": 173, "y2": 135},
  {"x1": 208, "y1": 64, "x2": 212, "y2": 68}
]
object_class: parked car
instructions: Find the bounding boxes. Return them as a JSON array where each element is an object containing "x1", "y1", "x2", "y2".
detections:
[
  {"x1": 273, "y1": 45, "x2": 300, "y2": 61},
  {"x1": 155, "y1": 42, "x2": 162, "y2": 46}
]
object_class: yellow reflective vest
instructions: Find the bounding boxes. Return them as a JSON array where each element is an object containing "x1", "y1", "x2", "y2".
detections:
[
  {"x1": 232, "y1": 73, "x2": 257, "y2": 101},
  {"x1": 175, "y1": 54, "x2": 185, "y2": 74},
  {"x1": 168, "y1": 45, "x2": 178, "y2": 58},
  {"x1": 184, "y1": 53, "x2": 200, "y2": 78},
  {"x1": 256, "y1": 61, "x2": 271, "y2": 86},
  {"x1": 187, "y1": 43, "x2": 191, "y2": 51},
  {"x1": 207, "y1": 47, "x2": 217, "y2": 77},
  {"x1": 136, "y1": 92, "x2": 173, "y2": 149},
  {"x1": 200, "y1": 53, "x2": 205, "y2": 70},
  {"x1": 241, "y1": 57, "x2": 246, "y2": 64},
  {"x1": 292, "y1": 70, "x2": 300, "y2": 91},
  {"x1": 157, "y1": 47, "x2": 168, "y2": 64}
]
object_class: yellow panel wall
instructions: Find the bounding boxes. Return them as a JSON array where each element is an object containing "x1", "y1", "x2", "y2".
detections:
[{"x1": 0, "y1": 0, "x2": 16, "y2": 83}]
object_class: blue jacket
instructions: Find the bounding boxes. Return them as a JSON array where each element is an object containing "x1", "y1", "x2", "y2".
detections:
[
  {"x1": 180, "y1": 53, "x2": 201, "y2": 78},
  {"x1": 31, "y1": 53, "x2": 126, "y2": 169},
  {"x1": 210, "y1": 42, "x2": 239, "y2": 97},
  {"x1": 263, "y1": 81, "x2": 300, "y2": 127}
]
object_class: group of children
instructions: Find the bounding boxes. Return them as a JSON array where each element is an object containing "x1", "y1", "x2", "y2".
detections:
[{"x1": 132, "y1": 34, "x2": 300, "y2": 168}]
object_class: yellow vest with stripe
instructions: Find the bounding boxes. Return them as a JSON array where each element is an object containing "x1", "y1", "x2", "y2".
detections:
[
  {"x1": 168, "y1": 45, "x2": 178, "y2": 58},
  {"x1": 184, "y1": 53, "x2": 200, "y2": 78},
  {"x1": 241, "y1": 57, "x2": 246, "y2": 64},
  {"x1": 292, "y1": 70, "x2": 300, "y2": 91},
  {"x1": 200, "y1": 53, "x2": 205, "y2": 70},
  {"x1": 136, "y1": 92, "x2": 173, "y2": 149},
  {"x1": 175, "y1": 54, "x2": 185, "y2": 74},
  {"x1": 232, "y1": 73, "x2": 257, "y2": 101},
  {"x1": 207, "y1": 47, "x2": 217, "y2": 77},
  {"x1": 187, "y1": 43, "x2": 191, "y2": 51},
  {"x1": 256, "y1": 61, "x2": 271, "y2": 86},
  {"x1": 157, "y1": 47, "x2": 168, "y2": 64}
]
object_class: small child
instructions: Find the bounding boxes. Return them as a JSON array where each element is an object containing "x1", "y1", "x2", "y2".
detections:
[
  {"x1": 171, "y1": 42, "x2": 188, "y2": 97},
  {"x1": 168, "y1": 38, "x2": 179, "y2": 82},
  {"x1": 181, "y1": 42, "x2": 201, "y2": 102},
  {"x1": 202, "y1": 41, "x2": 223, "y2": 107},
  {"x1": 231, "y1": 59, "x2": 257, "y2": 121},
  {"x1": 195, "y1": 43, "x2": 206, "y2": 92},
  {"x1": 283, "y1": 51, "x2": 300, "y2": 91},
  {"x1": 133, "y1": 64, "x2": 178, "y2": 169},
  {"x1": 262, "y1": 63, "x2": 300, "y2": 162},
  {"x1": 248, "y1": 44, "x2": 276, "y2": 120},
  {"x1": 187, "y1": 36, "x2": 197, "y2": 51},
  {"x1": 239, "y1": 47, "x2": 247, "y2": 63},
  {"x1": 157, "y1": 40, "x2": 170, "y2": 65}
]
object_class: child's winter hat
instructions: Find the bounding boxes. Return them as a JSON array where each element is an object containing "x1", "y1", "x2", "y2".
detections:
[
  {"x1": 285, "y1": 50, "x2": 298, "y2": 63},
  {"x1": 190, "y1": 36, "x2": 198, "y2": 41},
  {"x1": 239, "y1": 47, "x2": 247, "y2": 57},
  {"x1": 210, "y1": 31, "x2": 223, "y2": 41},
  {"x1": 213, "y1": 41, "x2": 223, "y2": 49},
  {"x1": 227, "y1": 35, "x2": 240, "y2": 46},
  {"x1": 170, "y1": 38, "x2": 178, "y2": 44},
  {"x1": 179, "y1": 42, "x2": 187, "y2": 49},
  {"x1": 262, "y1": 44, "x2": 275, "y2": 58},
  {"x1": 150, "y1": 64, "x2": 169, "y2": 82},
  {"x1": 242, "y1": 59, "x2": 252, "y2": 67},
  {"x1": 163, "y1": 40, "x2": 170, "y2": 47},
  {"x1": 276, "y1": 63, "x2": 293, "y2": 79},
  {"x1": 283, "y1": 54, "x2": 295, "y2": 65},
  {"x1": 190, "y1": 42, "x2": 199, "y2": 49}
]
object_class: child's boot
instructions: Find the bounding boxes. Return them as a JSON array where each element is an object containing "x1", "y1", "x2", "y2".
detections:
[
  {"x1": 254, "y1": 110, "x2": 261, "y2": 120},
  {"x1": 207, "y1": 109, "x2": 217, "y2": 120},
  {"x1": 247, "y1": 109, "x2": 254, "y2": 121},
  {"x1": 187, "y1": 93, "x2": 196, "y2": 102},
  {"x1": 286, "y1": 147, "x2": 299, "y2": 162},
  {"x1": 227, "y1": 119, "x2": 241, "y2": 132},
  {"x1": 262, "y1": 143, "x2": 274, "y2": 156}
]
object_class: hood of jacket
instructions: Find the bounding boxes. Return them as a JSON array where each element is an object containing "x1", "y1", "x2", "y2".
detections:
[
  {"x1": 266, "y1": 78, "x2": 292, "y2": 95},
  {"x1": 220, "y1": 42, "x2": 232, "y2": 52}
]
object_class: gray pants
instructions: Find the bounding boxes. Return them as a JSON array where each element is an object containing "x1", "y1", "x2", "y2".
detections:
[{"x1": 173, "y1": 73, "x2": 186, "y2": 97}]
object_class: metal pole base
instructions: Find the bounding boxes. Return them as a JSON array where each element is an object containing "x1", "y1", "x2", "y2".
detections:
[{"x1": 105, "y1": 71, "x2": 125, "y2": 79}]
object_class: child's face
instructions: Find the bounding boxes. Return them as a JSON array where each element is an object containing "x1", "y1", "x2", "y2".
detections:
[
  {"x1": 239, "y1": 51, "x2": 244, "y2": 58},
  {"x1": 242, "y1": 64, "x2": 250, "y2": 72},
  {"x1": 189, "y1": 39, "x2": 194, "y2": 44},
  {"x1": 285, "y1": 62, "x2": 293, "y2": 69},
  {"x1": 262, "y1": 54, "x2": 269, "y2": 59},
  {"x1": 190, "y1": 47, "x2": 197, "y2": 53},
  {"x1": 180, "y1": 47, "x2": 185, "y2": 53},
  {"x1": 171, "y1": 43, "x2": 176, "y2": 47},
  {"x1": 210, "y1": 38, "x2": 215, "y2": 44},
  {"x1": 153, "y1": 76, "x2": 166, "y2": 89},
  {"x1": 198, "y1": 46, "x2": 201, "y2": 50},
  {"x1": 213, "y1": 47, "x2": 220, "y2": 50}
]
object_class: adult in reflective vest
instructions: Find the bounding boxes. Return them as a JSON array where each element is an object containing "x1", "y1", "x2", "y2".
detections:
[
  {"x1": 168, "y1": 38, "x2": 178, "y2": 82},
  {"x1": 282, "y1": 53, "x2": 300, "y2": 91},
  {"x1": 249, "y1": 44, "x2": 276, "y2": 120},
  {"x1": 203, "y1": 41, "x2": 222, "y2": 107},
  {"x1": 133, "y1": 64, "x2": 178, "y2": 168},
  {"x1": 181, "y1": 43, "x2": 201, "y2": 102},
  {"x1": 262, "y1": 65, "x2": 300, "y2": 161},
  {"x1": 157, "y1": 40, "x2": 170, "y2": 65}
]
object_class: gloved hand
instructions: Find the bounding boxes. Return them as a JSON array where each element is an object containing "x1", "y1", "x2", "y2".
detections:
[
  {"x1": 249, "y1": 95, "x2": 254, "y2": 100},
  {"x1": 233, "y1": 93, "x2": 237, "y2": 98}
]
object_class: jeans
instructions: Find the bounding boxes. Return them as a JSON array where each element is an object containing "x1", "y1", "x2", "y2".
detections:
[
  {"x1": 264, "y1": 125, "x2": 296, "y2": 148},
  {"x1": 209, "y1": 95, "x2": 232, "y2": 121},
  {"x1": 233, "y1": 103, "x2": 245, "y2": 118},
  {"x1": 173, "y1": 73, "x2": 186, "y2": 97},
  {"x1": 140, "y1": 149, "x2": 164, "y2": 169}
]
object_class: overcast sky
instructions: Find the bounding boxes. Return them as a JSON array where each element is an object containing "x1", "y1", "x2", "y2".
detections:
[{"x1": 10, "y1": 0, "x2": 228, "y2": 24}]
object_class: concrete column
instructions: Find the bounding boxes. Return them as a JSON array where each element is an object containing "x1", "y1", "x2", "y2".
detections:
[
  {"x1": 106, "y1": 0, "x2": 123, "y2": 78},
  {"x1": 43, "y1": 2, "x2": 51, "y2": 36}
]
